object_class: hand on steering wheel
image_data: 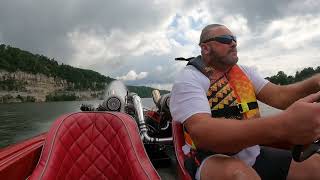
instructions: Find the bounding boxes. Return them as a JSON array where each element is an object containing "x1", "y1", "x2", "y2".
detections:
[{"x1": 292, "y1": 97, "x2": 320, "y2": 162}]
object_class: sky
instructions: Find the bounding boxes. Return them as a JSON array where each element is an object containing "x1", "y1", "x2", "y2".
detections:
[{"x1": 0, "y1": 0, "x2": 319, "y2": 90}]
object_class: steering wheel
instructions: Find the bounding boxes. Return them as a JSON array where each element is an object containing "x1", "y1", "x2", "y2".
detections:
[{"x1": 292, "y1": 140, "x2": 320, "y2": 162}]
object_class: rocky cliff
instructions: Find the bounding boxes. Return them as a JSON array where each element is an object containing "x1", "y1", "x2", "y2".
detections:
[{"x1": 0, "y1": 70, "x2": 104, "y2": 103}]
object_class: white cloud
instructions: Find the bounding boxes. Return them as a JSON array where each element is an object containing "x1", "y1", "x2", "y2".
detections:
[
  {"x1": 222, "y1": 15, "x2": 251, "y2": 36},
  {"x1": 156, "y1": 65, "x2": 163, "y2": 72},
  {"x1": 145, "y1": 83, "x2": 173, "y2": 91},
  {"x1": 116, "y1": 70, "x2": 148, "y2": 81},
  {"x1": 233, "y1": 13, "x2": 320, "y2": 78},
  {"x1": 263, "y1": 15, "x2": 320, "y2": 50},
  {"x1": 67, "y1": 27, "x2": 175, "y2": 70}
]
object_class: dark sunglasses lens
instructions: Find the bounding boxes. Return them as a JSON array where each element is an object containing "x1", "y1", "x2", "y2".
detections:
[
  {"x1": 216, "y1": 35, "x2": 237, "y2": 44},
  {"x1": 215, "y1": 36, "x2": 233, "y2": 44}
]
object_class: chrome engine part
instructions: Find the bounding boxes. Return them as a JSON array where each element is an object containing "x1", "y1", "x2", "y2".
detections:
[
  {"x1": 131, "y1": 93, "x2": 172, "y2": 144},
  {"x1": 81, "y1": 80, "x2": 172, "y2": 144},
  {"x1": 100, "y1": 80, "x2": 127, "y2": 112}
]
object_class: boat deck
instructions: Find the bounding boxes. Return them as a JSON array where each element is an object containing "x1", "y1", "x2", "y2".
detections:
[{"x1": 156, "y1": 146, "x2": 178, "y2": 180}]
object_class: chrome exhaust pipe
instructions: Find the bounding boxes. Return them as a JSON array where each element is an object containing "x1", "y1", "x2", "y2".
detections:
[{"x1": 131, "y1": 93, "x2": 172, "y2": 144}]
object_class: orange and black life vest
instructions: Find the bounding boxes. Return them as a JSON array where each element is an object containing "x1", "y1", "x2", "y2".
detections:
[
  {"x1": 184, "y1": 56, "x2": 261, "y2": 149},
  {"x1": 183, "y1": 56, "x2": 261, "y2": 178}
]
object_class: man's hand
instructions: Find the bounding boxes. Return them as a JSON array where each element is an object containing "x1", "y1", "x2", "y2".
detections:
[{"x1": 280, "y1": 91, "x2": 320, "y2": 145}]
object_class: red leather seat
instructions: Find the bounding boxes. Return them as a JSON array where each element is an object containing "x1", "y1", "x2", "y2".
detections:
[
  {"x1": 172, "y1": 120, "x2": 192, "y2": 180},
  {"x1": 29, "y1": 112, "x2": 160, "y2": 180}
]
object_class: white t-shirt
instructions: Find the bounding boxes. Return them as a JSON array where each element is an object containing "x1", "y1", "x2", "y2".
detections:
[{"x1": 169, "y1": 64, "x2": 269, "y2": 166}]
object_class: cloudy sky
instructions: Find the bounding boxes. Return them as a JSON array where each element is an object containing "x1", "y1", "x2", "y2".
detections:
[{"x1": 0, "y1": 0, "x2": 319, "y2": 90}]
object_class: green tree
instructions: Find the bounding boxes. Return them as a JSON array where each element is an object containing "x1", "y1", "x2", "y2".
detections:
[{"x1": 266, "y1": 67, "x2": 319, "y2": 85}]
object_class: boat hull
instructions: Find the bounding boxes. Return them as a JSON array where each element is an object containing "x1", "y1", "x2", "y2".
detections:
[{"x1": 0, "y1": 133, "x2": 46, "y2": 180}]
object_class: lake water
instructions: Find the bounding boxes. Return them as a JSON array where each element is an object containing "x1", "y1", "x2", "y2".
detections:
[{"x1": 0, "y1": 99, "x2": 280, "y2": 148}]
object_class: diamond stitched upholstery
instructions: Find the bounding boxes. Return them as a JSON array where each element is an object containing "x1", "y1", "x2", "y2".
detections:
[
  {"x1": 172, "y1": 120, "x2": 192, "y2": 180},
  {"x1": 30, "y1": 112, "x2": 160, "y2": 180}
]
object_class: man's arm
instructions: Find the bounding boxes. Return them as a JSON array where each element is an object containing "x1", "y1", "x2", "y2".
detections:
[
  {"x1": 184, "y1": 92, "x2": 320, "y2": 153},
  {"x1": 257, "y1": 74, "x2": 320, "y2": 110},
  {"x1": 184, "y1": 113, "x2": 283, "y2": 153}
]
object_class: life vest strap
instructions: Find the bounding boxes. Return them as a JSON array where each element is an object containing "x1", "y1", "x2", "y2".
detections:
[
  {"x1": 186, "y1": 56, "x2": 209, "y2": 77},
  {"x1": 238, "y1": 101, "x2": 258, "y2": 113},
  {"x1": 211, "y1": 101, "x2": 258, "y2": 118}
]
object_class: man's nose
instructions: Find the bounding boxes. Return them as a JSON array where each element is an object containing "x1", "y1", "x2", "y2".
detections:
[{"x1": 230, "y1": 40, "x2": 237, "y2": 47}]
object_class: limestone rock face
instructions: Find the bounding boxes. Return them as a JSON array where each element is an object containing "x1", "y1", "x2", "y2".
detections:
[{"x1": 0, "y1": 70, "x2": 104, "y2": 103}]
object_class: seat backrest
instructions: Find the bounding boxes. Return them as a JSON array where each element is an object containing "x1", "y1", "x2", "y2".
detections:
[
  {"x1": 172, "y1": 120, "x2": 192, "y2": 180},
  {"x1": 29, "y1": 112, "x2": 160, "y2": 180}
]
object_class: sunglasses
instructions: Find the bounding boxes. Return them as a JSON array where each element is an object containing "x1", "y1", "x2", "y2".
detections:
[{"x1": 201, "y1": 35, "x2": 237, "y2": 45}]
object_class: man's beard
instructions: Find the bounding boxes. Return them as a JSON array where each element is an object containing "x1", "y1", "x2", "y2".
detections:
[{"x1": 208, "y1": 48, "x2": 238, "y2": 69}]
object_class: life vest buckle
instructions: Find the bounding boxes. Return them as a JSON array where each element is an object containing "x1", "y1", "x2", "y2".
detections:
[{"x1": 238, "y1": 103, "x2": 249, "y2": 113}]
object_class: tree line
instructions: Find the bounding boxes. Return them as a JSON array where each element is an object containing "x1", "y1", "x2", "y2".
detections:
[{"x1": 266, "y1": 67, "x2": 320, "y2": 85}]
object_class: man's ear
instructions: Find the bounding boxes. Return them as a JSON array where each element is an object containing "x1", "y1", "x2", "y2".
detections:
[{"x1": 201, "y1": 44, "x2": 210, "y2": 55}]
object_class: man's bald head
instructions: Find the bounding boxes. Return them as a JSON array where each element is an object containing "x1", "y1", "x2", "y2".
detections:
[{"x1": 199, "y1": 24, "x2": 224, "y2": 45}]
